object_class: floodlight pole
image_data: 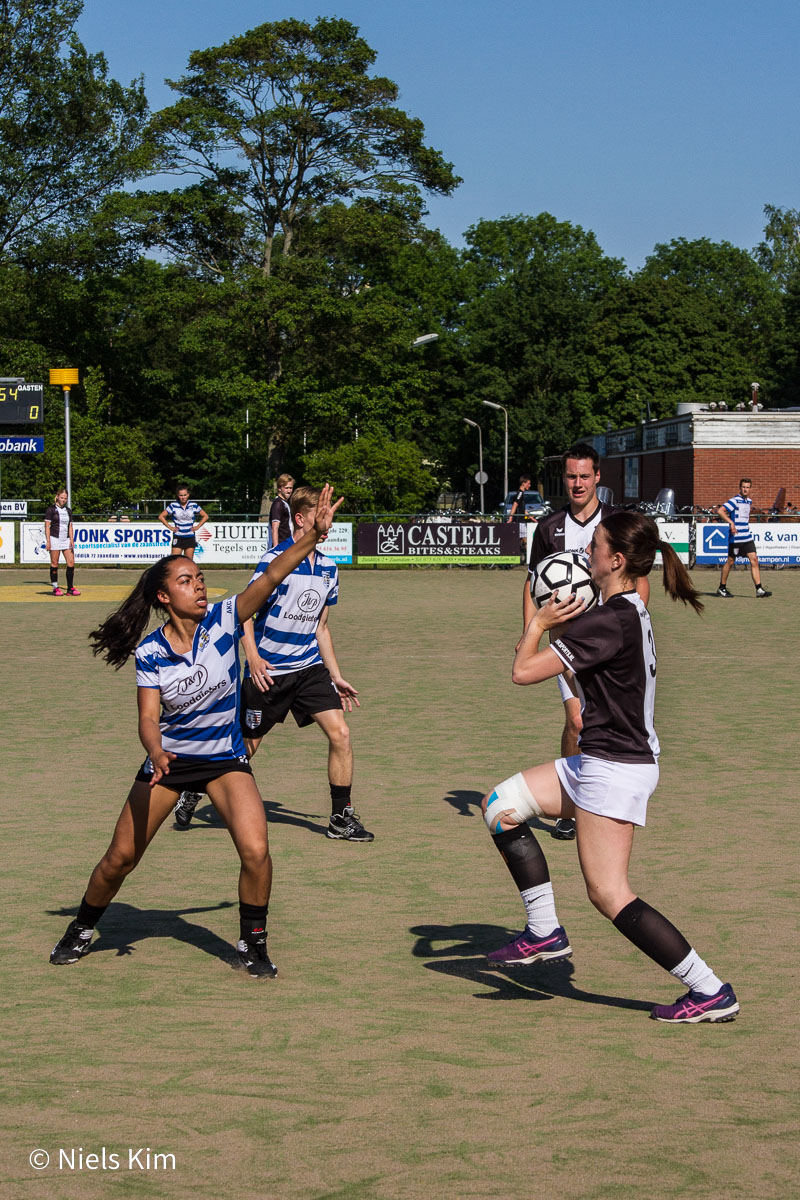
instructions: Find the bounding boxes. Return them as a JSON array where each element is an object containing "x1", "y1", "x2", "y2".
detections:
[
  {"x1": 464, "y1": 417, "x2": 484, "y2": 513},
  {"x1": 481, "y1": 400, "x2": 508, "y2": 499},
  {"x1": 49, "y1": 368, "x2": 79, "y2": 500}
]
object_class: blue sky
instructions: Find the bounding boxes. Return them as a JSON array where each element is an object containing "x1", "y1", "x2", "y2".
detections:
[{"x1": 77, "y1": 0, "x2": 800, "y2": 270}]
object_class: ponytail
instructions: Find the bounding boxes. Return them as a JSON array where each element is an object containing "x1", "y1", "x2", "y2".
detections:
[
  {"x1": 601, "y1": 512, "x2": 704, "y2": 614},
  {"x1": 659, "y1": 541, "x2": 704, "y2": 614},
  {"x1": 89, "y1": 556, "x2": 175, "y2": 669}
]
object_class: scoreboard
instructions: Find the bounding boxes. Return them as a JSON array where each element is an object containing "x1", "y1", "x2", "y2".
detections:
[{"x1": 0, "y1": 381, "x2": 43, "y2": 424}]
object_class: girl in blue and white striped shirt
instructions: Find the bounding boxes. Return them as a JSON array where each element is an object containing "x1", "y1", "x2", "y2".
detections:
[{"x1": 50, "y1": 486, "x2": 342, "y2": 979}]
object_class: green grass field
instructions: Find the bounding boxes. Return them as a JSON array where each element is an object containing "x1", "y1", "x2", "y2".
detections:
[{"x1": 1, "y1": 563, "x2": 797, "y2": 1199}]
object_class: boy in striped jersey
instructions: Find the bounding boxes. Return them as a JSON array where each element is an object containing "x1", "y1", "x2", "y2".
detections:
[
  {"x1": 716, "y1": 478, "x2": 771, "y2": 598},
  {"x1": 240, "y1": 485, "x2": 372, "y2": 842}
]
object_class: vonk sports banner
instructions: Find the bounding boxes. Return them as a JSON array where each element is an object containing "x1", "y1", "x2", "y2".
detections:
[
  {"x1": 0, "y1": 521, "x2": 15, "y2": 563},
  {"x1": 696, "y1": 522, "x2": 800, "y2": 566},
  {"x1": 21, "y1": 521, "x2": 354, "y2": 566},
  {"x1": 358, "y1": 521, "x2": 521, "y2": 564},
  {"x1": 22, "y1": 522, "x2": 173, "y2": 564}
]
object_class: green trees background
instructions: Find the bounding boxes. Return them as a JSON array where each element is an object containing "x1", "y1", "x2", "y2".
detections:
[{"x1": 0, "y1": 2, "x2": 797, "y2": 513}]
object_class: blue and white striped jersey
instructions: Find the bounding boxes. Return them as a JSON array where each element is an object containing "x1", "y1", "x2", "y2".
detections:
[
  {"x1": 246, "y1": 540, "x2": 338, "y2": 676},
  {"x1": 722, "y1": 493, "x2": 752, "y2": 543},
  {"x1": 135, "y1": 597, "x2": 247, "y2": 761},
  {"x1": 166, "y1": 499, "x2": 201, "y2": 536}
]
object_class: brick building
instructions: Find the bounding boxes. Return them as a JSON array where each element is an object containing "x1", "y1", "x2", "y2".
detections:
[{"x1": 542, "y1": 408, "x2": 800, "y2": 511}]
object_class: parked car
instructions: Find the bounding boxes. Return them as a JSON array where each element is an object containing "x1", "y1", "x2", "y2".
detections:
[{"x1": 500, "y1": 490, "x2": 550, "y2": 520}]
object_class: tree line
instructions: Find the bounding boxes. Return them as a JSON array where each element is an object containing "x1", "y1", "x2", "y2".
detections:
[{"x1": 1, "y1": 2, "x2": 798, "y2": 513}]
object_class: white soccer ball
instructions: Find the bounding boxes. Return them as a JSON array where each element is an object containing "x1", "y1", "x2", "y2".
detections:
[{"x1": 530, "y1": 551, "x2": 599, "y2": 612}]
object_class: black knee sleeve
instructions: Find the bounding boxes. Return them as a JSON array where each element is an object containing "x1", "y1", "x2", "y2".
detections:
[
  {"x1": 612, "y1": 897, "x2": 692, "y2": 971},
  {"x1": 492, "y1": 824, "x2": 550, "y2": 891}
]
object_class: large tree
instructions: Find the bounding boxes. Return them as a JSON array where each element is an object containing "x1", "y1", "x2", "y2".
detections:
[
  {"x1": 144, "y1": 16, "x2": 461, "y2": 279},
  {"x1": 456, "y1": 213, "x2": 625, "y2": 489},
  {"x1": 0, "y1": 0, "x2": 154, "y2": 259}
]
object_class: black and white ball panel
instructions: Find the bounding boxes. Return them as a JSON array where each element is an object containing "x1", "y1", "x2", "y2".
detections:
[{"x1": 530, "y1": 551, "x2": 599, "y2": 611}]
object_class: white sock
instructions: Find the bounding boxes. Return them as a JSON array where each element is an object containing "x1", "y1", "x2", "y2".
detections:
[
  {"x1": 670, "y1": 948, "x2": 724, "y2": 996},
  {"x1": 520, "y1": 882, "x2": 559, "y2": 937}
]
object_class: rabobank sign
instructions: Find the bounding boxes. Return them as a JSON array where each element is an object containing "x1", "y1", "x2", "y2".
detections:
[{"x1": 0, "y1": 436, "x2": 44, "y2": 453}]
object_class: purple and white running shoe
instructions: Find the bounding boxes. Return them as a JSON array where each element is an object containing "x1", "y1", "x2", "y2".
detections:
[
  {"x1": 487, "y1": 925, "x2": 572, "y2": 966},
  {"x1": 650, "y1": 983, "x2": 739, "y2": 1024}
]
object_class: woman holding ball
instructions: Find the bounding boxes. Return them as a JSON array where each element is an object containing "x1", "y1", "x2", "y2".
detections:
[{"x1": 481, "y1": 511, "x2": 739, "y2": 1024}]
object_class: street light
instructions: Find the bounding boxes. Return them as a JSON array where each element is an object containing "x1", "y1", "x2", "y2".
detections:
[
  {"x1": 481, "y1": 400, "x2": 508, "y2": 500},
  {"x1": 410, "y1": 333, "x2": 438, "y2": 348},
  {"x1": 464, "y1": 417, "x2": 485, "y2": 513}
]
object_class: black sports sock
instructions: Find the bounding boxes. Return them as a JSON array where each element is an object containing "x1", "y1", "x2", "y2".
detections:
[
  {"x1": 612, "y1": 897, "x2": 692, "y2": 971},
  {"x1": 239, "y1": 902, "x2": 268, "y2": 943},
  {"x1": 76, "y1": 895, "x2": 108, "y2": 929},
  {"x1": 66, "y1": 566, "x2": 75, "y2": 589},
  {"x1": 330, "y1": 784, "x2": 351, "y2": 816},
  {"x1": 50, "y1": 567, "x2": 58, "y2": 586},
  {"x1": 492, "y1": 823, "x2": 550, "y2": 892}
]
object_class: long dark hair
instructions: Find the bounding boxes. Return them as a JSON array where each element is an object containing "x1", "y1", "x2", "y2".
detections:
[
  {"x1": 89, "y1": 556, "x2": 177, "y2": 669},
  {"x1": 601, "y1": 512, "x2": 704, "y2": 614}
]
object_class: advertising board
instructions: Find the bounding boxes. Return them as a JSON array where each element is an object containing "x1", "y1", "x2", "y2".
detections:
[
  {"x1": 358, "y1": 522, "x2": 520, "y2": 564},
  {"x1": 20, "y1": 521, "x2": 354, "y2": 566},
  {"x1": 696, "y1": 523, "x2": 800, "y2": 566},
  {"x1": 0, "y1": 521, "x2": 14, "y2": 562}
]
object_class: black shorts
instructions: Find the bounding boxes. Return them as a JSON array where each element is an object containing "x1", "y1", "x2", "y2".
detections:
[
  {"x1": 728, "y1": 539, "x2": 756, "y2": 557},
  {"x1": 135, "y1": 755, "x2": 252, "y2": 793},
  {"x1": 172, "y1": 535, "x2": 197, "y2": 549},
  {"x1": 240, "y1": 664, "x2": 341, "y2": 737}
]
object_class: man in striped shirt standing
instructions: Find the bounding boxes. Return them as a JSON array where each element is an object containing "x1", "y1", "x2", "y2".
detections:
[
  {"x1": 716, "y1": 478, "x2": 772, "y2": 598},
  {"x1": 240, "y1": 485, "x2": 373, "y2": 842}
]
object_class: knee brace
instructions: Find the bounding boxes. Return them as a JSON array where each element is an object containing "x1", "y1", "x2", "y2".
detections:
[{"x1": 484, "y1": 773, "x2": 544, "y2": 835}]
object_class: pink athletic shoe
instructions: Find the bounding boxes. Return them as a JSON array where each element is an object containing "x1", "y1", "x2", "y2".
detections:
[
  {"x1": 67, "y1": 587, "x2": 81, "y2": 596},
  {"x1": 52, "y1": 587, "x2": 66, "y2": 596}
]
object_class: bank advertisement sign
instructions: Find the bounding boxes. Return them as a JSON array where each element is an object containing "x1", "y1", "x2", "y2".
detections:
[
  {"x1": 358, "y1": 521, "x2": 521, "y2": 564},
  {"x1": 697, "y1": 522, "x2": 800, "y2": 565},
  {"x1": 20, "y1": 521, "x2": 354, "y2": 565}
]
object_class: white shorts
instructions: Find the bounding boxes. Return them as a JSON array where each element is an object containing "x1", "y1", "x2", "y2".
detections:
[
  {"x1": 49, "y1": 538, "x2": 71, "y2": 552},
  {"x1": 555, "y1": 754, "x2": 659, "y2": 827}
]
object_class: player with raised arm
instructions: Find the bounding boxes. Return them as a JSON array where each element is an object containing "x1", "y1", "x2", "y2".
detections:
[
  {"x1": 523, "y1": 444, "x2": 649, "y2": 840},
  {"x1": 49, "y1": 486, "x2": 342, "y2": 978},
  {"x1": 482, "y1": 511, "x2": 738, "y2": 1024},
  {"x1": 159, "y1": 485, "x2": 208, "y2": 559},
  {"x1": 716, "y1": 478, "x2": 771, "y2": 598}
]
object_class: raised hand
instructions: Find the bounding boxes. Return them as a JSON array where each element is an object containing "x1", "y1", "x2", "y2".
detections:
[{"x1": 313, "y1": 483, "x2": 345, "y2": 539}]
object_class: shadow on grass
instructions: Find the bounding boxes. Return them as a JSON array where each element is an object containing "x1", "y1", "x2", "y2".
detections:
[
  {"x1": 177, "y1": 800, "x2": 328, "y2": 837},
  {"x1": 442, "y1": 788, "x2": 555, "y2": 835},
  {"x1": 49, "y1": 900, "x2": 238, "y2": 966},
  {"x1": 410, "y1": 922, "x2": 653, "y2": 1012}
]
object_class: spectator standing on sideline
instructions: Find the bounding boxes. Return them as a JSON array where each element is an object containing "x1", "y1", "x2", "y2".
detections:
[
  {"x1": 159, "y1": 486, "x2": 208, "y2": 560},
  {"x1": 269, "y1": 474, "x2": 295, "y2": 548},
  {"x1": 716, "y1": 479, "x2": 771, "y2": 598},
  {"x1": 44, "y1": 488, "x2": 80, "y2": 596},
  {"x1": 507, "y1": 475, "x2": 532, "y2": 522}
]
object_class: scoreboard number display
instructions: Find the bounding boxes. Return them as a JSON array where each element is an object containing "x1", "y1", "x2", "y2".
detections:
[{"x1": 0, "y1": 381, "x2": 43, "y2": 423}]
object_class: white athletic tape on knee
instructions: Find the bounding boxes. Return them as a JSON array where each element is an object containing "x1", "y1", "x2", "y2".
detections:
[{"x1": 484, "y1": 773, "x2": 543, "y2": 834}]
